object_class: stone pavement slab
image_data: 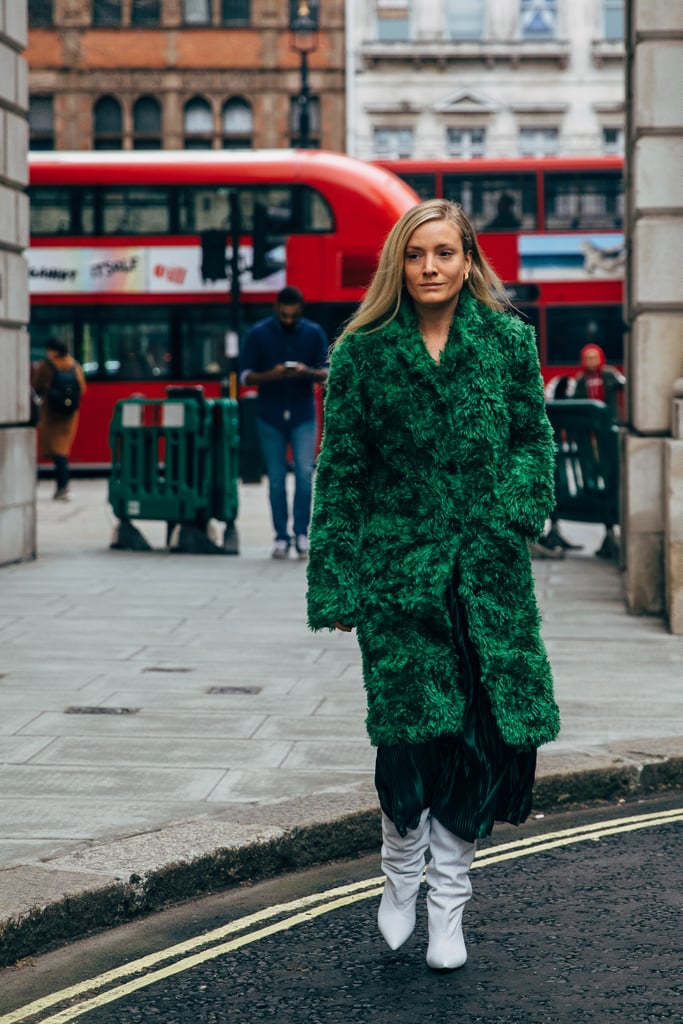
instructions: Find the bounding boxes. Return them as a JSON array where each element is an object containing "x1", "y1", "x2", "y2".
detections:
[{"x1": 0, "y1": 479, "x2": 681, "y2": 965}]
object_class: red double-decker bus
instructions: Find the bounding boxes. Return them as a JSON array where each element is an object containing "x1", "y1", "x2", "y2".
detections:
[
  {"x1": 28, "y1": 150, "x2": 418, "y2": 468},
  {"x1": 375, "y1": 156, "x2": 625, "y2": 387}
]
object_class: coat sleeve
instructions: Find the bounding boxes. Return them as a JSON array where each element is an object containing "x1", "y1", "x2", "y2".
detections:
[
  {"x1": 499, "y1": 322, "x2": 556, "y2": 537},
  {"x1": 306, "y1": 337, "x2": 368, "y2": 631}
]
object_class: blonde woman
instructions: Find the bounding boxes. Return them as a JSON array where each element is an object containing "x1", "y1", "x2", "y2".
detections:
[{"x1": 306, "y1": 200, "x2": 559, "y2": 971}]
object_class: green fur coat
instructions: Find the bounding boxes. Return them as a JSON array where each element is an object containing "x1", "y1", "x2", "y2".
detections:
[{"x1": 306, "y1": 290, "x2": 560, "y2": 751}]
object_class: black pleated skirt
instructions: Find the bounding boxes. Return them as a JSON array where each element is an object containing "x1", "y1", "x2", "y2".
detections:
[{"x1": 374, "y1": 574, "x2": 537, "y2": 842}]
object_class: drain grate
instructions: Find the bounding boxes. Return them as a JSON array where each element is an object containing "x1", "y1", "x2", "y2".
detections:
[
  {"x1": 207, "y1": 686, "x2": 262, "y2": 696},
  {"x1": 143, "y1": 666, "x2": 194, "y2": 674},
  {"x1": 65, "y1": 706, "x2": 140, "y2": 715}
]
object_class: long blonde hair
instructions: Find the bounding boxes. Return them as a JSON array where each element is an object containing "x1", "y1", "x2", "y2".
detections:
[{"x1": 338, "y1": 199, "x2": 506, "y2": 343}]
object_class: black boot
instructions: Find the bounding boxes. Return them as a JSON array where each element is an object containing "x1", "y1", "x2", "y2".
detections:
[{"x1": 544, "y1": 525, "x2": 584, "y2": 551}]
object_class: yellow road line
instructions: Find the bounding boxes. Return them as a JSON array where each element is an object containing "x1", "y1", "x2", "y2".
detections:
[
  {"x1": 2, "y1": 807, "x2": 681, "y2": 1024},
  {"x1": 9, "y1": 891, "x2": 383, "y2": 1024}
]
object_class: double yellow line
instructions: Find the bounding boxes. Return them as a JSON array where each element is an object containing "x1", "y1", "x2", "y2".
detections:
[{"x1": 3, "y1": 806, "x2": 681, "y2": 1024}]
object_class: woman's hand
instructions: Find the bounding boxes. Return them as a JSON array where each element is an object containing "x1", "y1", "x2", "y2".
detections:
[{"x1": 334, "y1": 621, "x2": 353, "y2": 632}]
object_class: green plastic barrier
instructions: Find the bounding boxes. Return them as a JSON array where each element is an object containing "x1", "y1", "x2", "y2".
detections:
[
  {"x1": 109, "y1": 397, "x2": 211, "y2": 523},
  {"x1": 108, "y1": 392, "x2": 240, "y2": 553},
  {"x1": 209, "y1": 399, "x2": 240, "y2": 525},
  {"x1": 545, "y1": 399, "x2": 619, "y2": 527}
]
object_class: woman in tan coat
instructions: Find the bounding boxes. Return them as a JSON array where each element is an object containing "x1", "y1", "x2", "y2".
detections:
[{"x1": 33, "y1": 339, "x2": 87, "y2": 500}]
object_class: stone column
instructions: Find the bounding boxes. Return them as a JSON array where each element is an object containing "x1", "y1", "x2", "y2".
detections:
[
  {"x1": 0, "y1": 0, "x2": 35, "y2": 566},
  {"x1": 622, "y1": 1, "x2": 683, "y2": 631}
]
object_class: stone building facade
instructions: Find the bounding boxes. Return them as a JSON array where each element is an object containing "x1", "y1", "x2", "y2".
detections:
[
  {"x1": 26, "y1": 0, "x2": 345, "y2": 152},
  {"x1": 0, "y1": 1, "x2": 34, "y2": 566},
  {"x1": 346, "y1": 0, "x2": 625, "y2": 159},
  {"x1": 622, "y1": 0, "x2": 683, "y2": 633}
]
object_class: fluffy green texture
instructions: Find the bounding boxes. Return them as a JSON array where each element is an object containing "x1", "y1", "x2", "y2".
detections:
[{"x1": 306, "y1": 290, "x2": 560, "y2": 750}]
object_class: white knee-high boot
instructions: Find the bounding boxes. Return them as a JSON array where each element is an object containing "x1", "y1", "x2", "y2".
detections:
[
  {"x1": 425, "y1": 817, "x2": 477, "y2": 970},
  {"x1": 377, "y1": 808, "x2": 430, "y2": 950}
]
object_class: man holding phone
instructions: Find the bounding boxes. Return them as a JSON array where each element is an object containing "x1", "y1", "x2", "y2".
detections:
[{"x1": 240, "y1": 286, "x2": 329, "y2": 559}]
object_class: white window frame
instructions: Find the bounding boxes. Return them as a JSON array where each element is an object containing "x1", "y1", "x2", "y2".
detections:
[
  {"x1": 376, "y1": 0, "x2": 410, "y2": 41},
  {"x1": 601, "y1": 126, "x2": 624, "y2": 155},
  {"x1": 445, "y1": 0, "x2": 485, "y2": 41},
  {"x1": 519, "y1": 126, "x2": 559, "y2": 156},
  {"x1": 446, "y1": 127, "x2": 487, "y2": 158},
  {"x1": 602, "y1": 0, "x2": 624, "y2": 41},
  {"x1": 373, "y1": 127, "x2": 414, "y2": 159}
]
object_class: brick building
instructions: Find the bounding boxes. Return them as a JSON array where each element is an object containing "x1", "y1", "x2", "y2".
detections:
[{"x1": 26, "y1": 0, "x2": 345, "y2": 152}]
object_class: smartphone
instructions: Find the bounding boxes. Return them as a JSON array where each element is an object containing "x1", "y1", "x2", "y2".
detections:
[{"x1": 284, "y1": 361, "x2": 298, "y2": 368}]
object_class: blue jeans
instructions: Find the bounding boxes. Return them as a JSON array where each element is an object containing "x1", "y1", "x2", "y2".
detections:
[{"x1": 257, "y1": 417, "x2": 316, "y2": 543}]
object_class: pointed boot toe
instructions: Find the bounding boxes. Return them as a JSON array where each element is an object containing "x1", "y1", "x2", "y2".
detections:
[
  {"x1": 426, "y1": 922, "x2": 468, "y2": 970},
  {"x1": 377, "y1": 889, "x2": 417, "y2": 950}
]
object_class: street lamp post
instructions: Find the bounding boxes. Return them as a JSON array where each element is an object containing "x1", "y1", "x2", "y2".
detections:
[{"x1": 289, "y1": 1, "x2": 319, "y2": 149}]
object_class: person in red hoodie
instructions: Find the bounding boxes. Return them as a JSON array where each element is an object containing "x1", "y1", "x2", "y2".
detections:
[
  {"x1": 537, "y1": 343, "x2": 625, "y2": 559},
  {"x1": 573, "y1": 343, "x2": 625, "y2": 420}
]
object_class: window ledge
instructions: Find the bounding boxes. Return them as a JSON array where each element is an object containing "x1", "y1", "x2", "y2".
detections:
[
  {"x1": 591, "y1": 39, "x2": 625, "y2": 65},
  {"x1": 362, "y1": 38, "x2": 571, "y2": 69}
]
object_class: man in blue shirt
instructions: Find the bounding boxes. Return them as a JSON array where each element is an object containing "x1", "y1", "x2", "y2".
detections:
[{"x1": 240, "y1": 286, "x2": 329, "y2": 559}]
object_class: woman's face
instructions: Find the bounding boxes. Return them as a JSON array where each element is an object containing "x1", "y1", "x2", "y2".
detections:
[{"x1": 403, "y1": 219, "x2": 472, "y2": 314}]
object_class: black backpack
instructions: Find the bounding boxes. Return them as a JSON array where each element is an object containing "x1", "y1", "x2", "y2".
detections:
[{"x1": 46, "y1": 359, "x2": 81, "y2": 414}]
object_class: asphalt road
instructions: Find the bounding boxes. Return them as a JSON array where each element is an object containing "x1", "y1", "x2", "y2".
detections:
[{"x1": 2, "y1": 795, "x2": 681, "y2": 1024}]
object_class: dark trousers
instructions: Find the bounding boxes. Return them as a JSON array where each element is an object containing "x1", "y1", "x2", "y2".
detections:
[{"x1": 54, "y1": 456, "x2": 69, "y2": 492}]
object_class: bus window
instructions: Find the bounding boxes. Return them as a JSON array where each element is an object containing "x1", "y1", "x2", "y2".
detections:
[
  {"x1": 512, "y1": 304, "x2": 540, "y2": 339},
  {"x1": 397, "y1": 173, "x2": 438, "y2": 201},
  {"x1": 181, "y1": 313, "x2": 232, "y2": 379},
  {"x1": 181, "y1": 304, "x2": 271, "y2": 378},
  {"x1": 442, "y1": 174, "x2": 537, "y2": 232},
  {"x1": 544, "y1": 172, "x2": 624, "y2": 231},
  {"x1": 300, "y1": 186, "x2": 334, "y2": 232},
  {"x1": 29, "y1": 188, "x2": 73, "y2": 235},
  {"x1": 29, "y1": 307, "x2": 77, "y2": 362},
  {"x1": 100, "y1": 187, "x2": 171, "y2": 235},
  {"x1": 238, "y1": 187, "x2": 294, "y2": 233},
  {"x1": 178, "y1": 187, "x2": 232, "y2": 234},
  {"x1": 96, "y1": 310, "x2": 172, "y2": 378},
  {"x1": 546, "y1": 305, "x2": 624, "y2": 366}
]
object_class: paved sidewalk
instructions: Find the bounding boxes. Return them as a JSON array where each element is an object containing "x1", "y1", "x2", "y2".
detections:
[{"x1": 0, "y1": 478, "x2": 681, "y2": 964}]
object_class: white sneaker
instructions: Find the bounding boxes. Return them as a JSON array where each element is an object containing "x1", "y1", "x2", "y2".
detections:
[
  {"x1": 295, "y1": 535, "x2": 309, "y2": 558},
  {"x1": 271, "y1": 540, "x2": 290, "y2": 560}
]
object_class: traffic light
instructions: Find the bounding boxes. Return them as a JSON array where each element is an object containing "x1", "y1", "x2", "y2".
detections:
[
  {"x1": 200, "y1": 229, "x2": 227, "y2": 282},
  {"x1": 251, "y1": 202, "x2": 289, "y2": 281}
]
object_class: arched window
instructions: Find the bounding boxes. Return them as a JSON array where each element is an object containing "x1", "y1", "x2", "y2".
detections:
[
  {"x1": 94, "y1": 95, "x2": 123, "y2": 150},
  {"x1": 222, "y1": 0, "x2": 250, "y2": 25},
  {"x1": 183, "y1": 0, "x2": 210, "y2": 24},
  {"x1": 92, "y1": 0, "x2": 122, "y2": 26},
  {"x1": 29, "y1": 0, "x2": 53, "y2": 27},
  {"x1": 222, "y1": 97, "x2": 253, "y2": 149},
  {"x1": 133, "y1": 95, "x2": 162, "y2": 149},
  {"x1": 184, "y1": 97, "x2": 214, "y2": 149},
  {"x1": 131, "y1": 0, "x2": 160, "y2": 25},
  {"x1": 29, "y1": 95, "x2": 55, "y2": 150}
]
